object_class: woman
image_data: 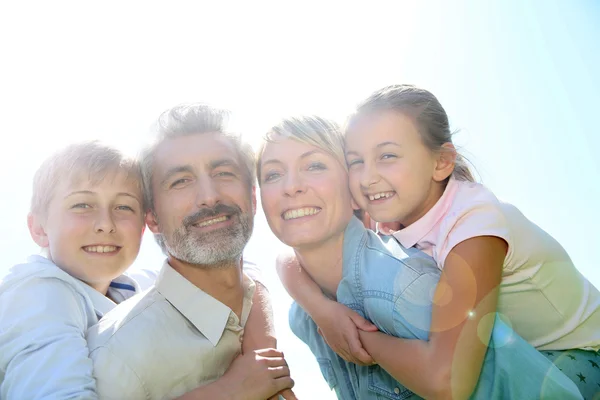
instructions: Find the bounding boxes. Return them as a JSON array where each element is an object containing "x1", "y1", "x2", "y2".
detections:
[{"x1": 257, "y1": 115, "x2": 581, "y2": 399}]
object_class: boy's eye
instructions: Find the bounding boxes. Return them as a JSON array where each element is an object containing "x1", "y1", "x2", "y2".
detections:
[{"x1": 307, "y1": 162, "x2": 326, "y2": 171}]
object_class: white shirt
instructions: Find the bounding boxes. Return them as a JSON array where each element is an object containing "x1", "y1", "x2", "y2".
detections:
[
  {"x1": 392, "y1": 178, "x2": 600, "y2": 351},
  {"x1": 87, "y1": 262, "x2": 255, "y2": 400},
  {"x1": 0, "y1": 255, "x2": 139, "y2": 399}
]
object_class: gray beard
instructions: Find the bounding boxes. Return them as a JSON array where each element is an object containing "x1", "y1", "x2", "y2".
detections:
[{"x1": 153, "y1": 207, "x2": 253, "y2": 268}]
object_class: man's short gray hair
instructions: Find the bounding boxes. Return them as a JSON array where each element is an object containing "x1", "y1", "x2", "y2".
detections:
[{"x1": 140, "y1": 103, "x2": 256, "y2": 212}]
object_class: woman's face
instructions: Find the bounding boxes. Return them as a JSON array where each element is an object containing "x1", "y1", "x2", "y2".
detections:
[{"x1": 259, "y1": 136, "x2": 355, "y2": 249}]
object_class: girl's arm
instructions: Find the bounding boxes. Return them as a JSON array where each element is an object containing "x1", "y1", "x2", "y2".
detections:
[
  {"x1": 276, "y1": 252, "x2": 377, "y2": 365},
  {"x1": 359, "y1": 236, "x2": 507, "y2": 400},
  {"x1": 0, "y1": 278, "x2": 99, "y2": 399}
]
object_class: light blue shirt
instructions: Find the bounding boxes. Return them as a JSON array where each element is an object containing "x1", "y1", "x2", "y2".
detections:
[
  {"x1": 0, "y1": 255, "x2": 140, "y2": 400},
  {"x1": 290, "y1": 217, "x2": 582, "y2": 399}
]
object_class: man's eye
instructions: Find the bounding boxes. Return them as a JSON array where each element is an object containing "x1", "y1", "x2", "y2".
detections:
[{"x1": 170, "y1": 178, "x2": 189, "y2": 188}]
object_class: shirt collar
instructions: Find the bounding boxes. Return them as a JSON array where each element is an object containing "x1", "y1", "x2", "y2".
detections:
[
  {"x1": 393, "y1": 177, "x2": 460, "y2": 248},
  {"x1": 155, "y1": 261, "x2": 255, "y2": 346}
]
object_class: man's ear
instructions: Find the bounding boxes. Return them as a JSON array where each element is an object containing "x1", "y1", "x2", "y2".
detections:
[
  {"x1": 251, "y1": 186, "x2": 257, "y2": 216},
  {"x1": 28, "y1": 213, "x2": 49, "y2": 248},
  {"x1": 433, "y1": 142, "x2": 457, "y2": 182},
  {"x1": 145, "y1": 210, "x2": 160, "y2": 234}
]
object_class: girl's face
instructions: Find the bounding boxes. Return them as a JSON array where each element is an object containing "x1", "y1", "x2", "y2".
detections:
[
  {"x1": 259, "y1": 136, "x2": 354, "y2": 249},
  {"x1": 345, "y1": 110, "x2": 450, "y2": 227}
]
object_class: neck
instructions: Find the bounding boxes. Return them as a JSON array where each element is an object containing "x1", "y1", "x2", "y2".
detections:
[
  {"x1": 401, "y1": 180, "x2": 446, "y2": 228},
  {"x1": 294, "y1": 232, "x2": 345, "y2": 299},
  {"x1": 168, "y1": 256, "x2": 244, "y2": 318}
]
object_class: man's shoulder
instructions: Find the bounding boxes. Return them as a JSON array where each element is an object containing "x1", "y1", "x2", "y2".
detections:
[{"x1": 87, "y1": 287, "x2": 171, "y2": 350}]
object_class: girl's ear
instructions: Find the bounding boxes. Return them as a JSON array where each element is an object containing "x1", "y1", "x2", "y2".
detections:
[
  {"x1": 28, "y1": 213, "x2": 49, "y2": 248},
  {"x1": 433, "y1": 142, "x2": 457, "y2": 182}
]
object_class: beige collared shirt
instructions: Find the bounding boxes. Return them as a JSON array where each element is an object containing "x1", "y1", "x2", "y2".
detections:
[{"x1": 87, "y1": 262, "x2": 255, "y2": 400}]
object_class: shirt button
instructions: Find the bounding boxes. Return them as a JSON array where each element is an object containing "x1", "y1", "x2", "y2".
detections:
[{"x1": 394, "y1": 387, "x2": 400, "y2": 394}]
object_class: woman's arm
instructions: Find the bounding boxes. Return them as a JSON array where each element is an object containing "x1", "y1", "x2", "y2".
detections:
[
  {"x1": 276, "y1": 252, "x2": 377, "y2": 365},
  {"x1": 242, "y1": 281, "x2": 277, "y2": 351},
  {"x1": 359, "y1": 236, "x2": 507, "y2": 399}
]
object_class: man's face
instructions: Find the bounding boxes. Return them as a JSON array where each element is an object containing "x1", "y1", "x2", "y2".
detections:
[{"x1": 146, "y1": 133, "x2": 256, "y2": 266}]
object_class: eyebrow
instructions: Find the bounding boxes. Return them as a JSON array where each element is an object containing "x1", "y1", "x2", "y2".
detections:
[
  {"x1": 64, "y1": 191, "x2": 141, "y2": 204},
  {"x1": 346, "y1": 141, "x2": 402, "y2": 157},
  {"x1": 210, "y1": 158, "x2": 239, "y2": 170},
  {"x1": 261, "y1": 149, "x2": 326, "y2": 168}
]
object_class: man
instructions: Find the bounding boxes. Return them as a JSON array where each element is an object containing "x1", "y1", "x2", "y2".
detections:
[{"x1": 87, "y1": 104, "x2": 295, "y2": 400}]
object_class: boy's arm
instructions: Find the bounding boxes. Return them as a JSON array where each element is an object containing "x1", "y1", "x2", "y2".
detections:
[
  {"x1": 276, "y1": 252, "x2": 377, "y2": 365},
  {"x1": 0, "y1": 278, "x2": 98, "y2": 399}
]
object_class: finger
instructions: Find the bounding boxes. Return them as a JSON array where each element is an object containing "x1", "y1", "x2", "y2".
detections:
[
  {"x1": 261, "y1": 356, "x2": 288, "y2": 368},
  {"x1": 349, "y1": 313, "x2": 378, "y2": 332},
  {"x1": 273, "y1": 376, "x2": 295, "y2": 394},
  {"x1": 255, "y1": 348, "x2": 283, "y2": 358},
  {"x1": 347, "y1": 337, "x2": 374, "y2": 365},
  {"x1": 269, "y1": 365, "x2": 291, "y2": 379},
  {"x1": 280, "y1": 388, "x2": 298, "y2": 400}
]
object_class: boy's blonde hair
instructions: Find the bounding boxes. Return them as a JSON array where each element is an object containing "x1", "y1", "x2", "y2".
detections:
[
  {"x1": 30, "y1": 141, "x2": 143, "y2": 217},
  {"x1": 256, "y1": 115, "x2": 345, "y2": 185}
]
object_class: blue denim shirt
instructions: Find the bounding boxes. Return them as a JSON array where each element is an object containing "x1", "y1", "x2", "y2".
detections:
[{"x1": 290, "y1": 217, "x2": 582, "y2": 399}]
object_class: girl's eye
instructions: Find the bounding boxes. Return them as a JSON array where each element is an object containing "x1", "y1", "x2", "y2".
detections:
[
  {"x1": 263, "y1": 172, "x2": 281, "y2": 183},
  {"x1": 116, "y1": 205, "x2": 135, "y2": 212},
  {"x1": 381, "y1": 153, "x2": 398, "y2": 160},
  {"x1": 347, "y1": 158, "x2": 363, "y2": 167},
  {"x1": 307, "y1": 162, "x2": 326, "y2": 171}
]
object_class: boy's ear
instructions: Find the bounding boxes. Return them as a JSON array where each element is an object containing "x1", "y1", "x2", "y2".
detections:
[
  {"x1": 433, "y1": 142, "x2": 457, "y2": 182},
  {"x1": 28, "y1": 213, "x2": 49, "y2": 248},
  {"x1": 145, "y1": 210, "x2": 160, "y2": 234}
]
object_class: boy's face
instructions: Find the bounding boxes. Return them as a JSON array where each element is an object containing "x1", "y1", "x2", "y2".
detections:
[{"x1": 29, "y1": 169, "x2": 145, "y2": 293}]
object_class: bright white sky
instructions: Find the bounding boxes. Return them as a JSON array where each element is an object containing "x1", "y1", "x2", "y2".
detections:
[{"x1": 1, "y1": 1, "x2": 599, "y2": 398}]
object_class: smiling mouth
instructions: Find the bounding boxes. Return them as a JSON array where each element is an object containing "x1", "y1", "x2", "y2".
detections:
[
  {"x1": 82, "y1": 245, "x2": 120, "y2": 254},
  {"x1": 282, "y1": 207, "x2": 321, "y2": 220},
  {"x1": 367, "y1": 191, "x2": 395, "y2": 201},
  {"x1": 193, "y1": 215, "x2": 230, "y2": 227}
]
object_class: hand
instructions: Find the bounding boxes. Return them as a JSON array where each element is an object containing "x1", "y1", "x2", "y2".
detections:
[
  {"x1": 313, "y1": 301, "x2": 378, "y2": 365},
  {"x1": 220, "y1": 349, "x2": 296, "y2": 400}
]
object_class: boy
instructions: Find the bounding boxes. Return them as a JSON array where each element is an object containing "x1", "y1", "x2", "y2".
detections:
[{"x1": 0, "y1": 141, "x2": 146, "y2": 399}]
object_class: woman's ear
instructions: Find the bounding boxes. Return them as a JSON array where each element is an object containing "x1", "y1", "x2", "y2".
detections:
[
  {"x1": 28, "y1": 213, "x2": 49, "y2": 248},
  {"x1": 433, "y1": 142, "x2": 457, "y2": 182}
]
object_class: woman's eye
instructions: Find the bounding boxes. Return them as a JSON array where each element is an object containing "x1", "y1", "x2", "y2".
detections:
[
  {"x1": 263, "y1": 172, "x2": 281, "y2": 183},
  {"x1": 307, "y1": 162, "x2": 326, "y2": 171},
  {"x1": 71, "y1": 203, "x2": 91, "y2": 209}
]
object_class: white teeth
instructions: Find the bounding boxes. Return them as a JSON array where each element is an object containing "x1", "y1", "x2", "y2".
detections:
[
  {"x1": 195, "y1": 215, "x2": 228, "y2": 227},
  {"x1": 368, "y1": 192, "x2": 394, "y2": 201},
  {"x1": 84, "y1": 245, "x2": 117, "y2": 253},
  {"x1": 283, "y1": 207, "x2": 320, "y2": 220}
]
